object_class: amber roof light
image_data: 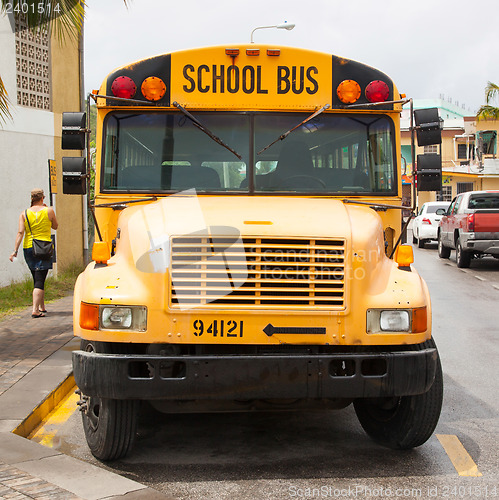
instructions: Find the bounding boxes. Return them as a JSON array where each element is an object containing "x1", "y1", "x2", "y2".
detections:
[
  {"x1": 141, "y1": 76, "x2": 166, "y2": 101},
  {"x1": 337, "y1": 80, "x2": 361, "y2": 104}
]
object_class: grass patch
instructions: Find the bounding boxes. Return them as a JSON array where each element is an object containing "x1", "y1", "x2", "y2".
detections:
[{"x1": 0, "y1": 262, "x2": 83, "y2": 321}]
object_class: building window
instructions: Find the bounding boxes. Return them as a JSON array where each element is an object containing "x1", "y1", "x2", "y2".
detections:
[
  {"x1": 457, "y1": 144, "x2": 467, "y2": 159},
  {"x1": 424, "y1": 145, "x2": 438, "y2": 154},
  {"x1": 437, "y1": 185, "x2": 452, "y2": 202},
  {"x1": 457, "y1": 143, "x2": 475, "y2": 161},
  {"x1": 457, "y1": 182, "x2": 474, "y2": 194},
  {"x1": 14, "y1": 15, "x2": 51, "y2": 110}
]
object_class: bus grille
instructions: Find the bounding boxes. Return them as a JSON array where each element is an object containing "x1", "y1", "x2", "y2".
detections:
[{"x1": 169, "y1": 236, "x2": 346, "y2": 310}]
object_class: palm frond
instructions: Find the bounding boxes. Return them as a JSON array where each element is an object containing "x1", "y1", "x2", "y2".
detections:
[
  {"x1": 0, "y1": 76, "x2": 13, "y2": 125},
  {"x1": 477, "y1": 104, "x2": 499, "y2": 122},
  {"x1": 484, "y1": 82, "x2": 499, "y2": 105},
  {"x1": 51, "y1": 0, "x2": 86, "y2": 43}
]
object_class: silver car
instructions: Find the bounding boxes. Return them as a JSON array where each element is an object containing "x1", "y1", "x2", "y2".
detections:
[{"x1": 412, "y1": 201, "x2": 450, "y2": 248}]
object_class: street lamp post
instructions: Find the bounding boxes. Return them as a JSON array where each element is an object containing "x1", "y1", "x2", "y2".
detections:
[{"x1": 250, "y1": 22, "x2": 295, "y2": 43}]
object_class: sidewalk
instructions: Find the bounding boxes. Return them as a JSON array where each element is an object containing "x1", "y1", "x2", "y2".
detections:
[{"x1": 0, "y1": 295, "x2": 170, "y2": 500}]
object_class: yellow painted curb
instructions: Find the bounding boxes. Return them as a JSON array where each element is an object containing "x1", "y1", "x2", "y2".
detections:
[
  {"x1": 436, "y1": 434, "x2": 482, "y2": 477},
  {"x1": 12, "y1": 373, "x2": 76, "y2": 438}
]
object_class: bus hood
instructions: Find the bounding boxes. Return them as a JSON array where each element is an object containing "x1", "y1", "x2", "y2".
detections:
[{"x1": 118, "y1": 194, "x2": 385, "y2": 274}]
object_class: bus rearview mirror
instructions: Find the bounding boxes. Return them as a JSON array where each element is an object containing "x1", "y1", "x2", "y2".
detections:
[
  {"x1": 62, "y1": 112, "x2": 87, "y2": 150},
  {"x1": 62, "y1": 156, "x2": 87, "y2": 195},
  {"x1": 414, "y1": 108, "x2": 442, "y2": 147},
  {"x1": 417, "y1": 154, "x2": 442, "y2": 192}
]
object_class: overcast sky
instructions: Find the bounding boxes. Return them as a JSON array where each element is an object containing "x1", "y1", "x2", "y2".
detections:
[{"x1": 84, "y1": 0, "x2": 499, "y2": 114}]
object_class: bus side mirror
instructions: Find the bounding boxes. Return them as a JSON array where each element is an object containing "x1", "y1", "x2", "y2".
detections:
[
  {"x1": 435, "y1": 208, "x2": 446, "y2": 216},
  {"x1": 417, "y1": 154, "x2": 441, "y2": 192},
  {"x1": 414, "y1": 108, "x2": 442, "y2": 146},
  {"x1": 62, "y1": 112, "x2": 87, "y2": 150},
  {"x1": 62, "y1": 157, "x2": 87, "y2": 195}
]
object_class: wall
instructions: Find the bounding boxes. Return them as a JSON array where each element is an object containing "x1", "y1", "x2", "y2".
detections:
[
  {"x1": 0, "y1": 14, "x2": 55, "y2": 285},
  {"x1": 0, "y1": 14, "x2": 84, "y2": 287},
  {"x1": 50, "y1": 26, "x2": 85, "y2": 272},
  {"x1": 475, "y1": 118, "x2": 499, "y2": 134}
]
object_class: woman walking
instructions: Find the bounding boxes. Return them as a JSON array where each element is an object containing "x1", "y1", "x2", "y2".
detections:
[{"x1": 9, "y1": 188, "x2": 58, "y2": 318}]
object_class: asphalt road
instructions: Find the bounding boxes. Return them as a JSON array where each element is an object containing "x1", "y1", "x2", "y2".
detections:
[{"x1": 34, "y1": 238, "x2": 499, "y2": 500}]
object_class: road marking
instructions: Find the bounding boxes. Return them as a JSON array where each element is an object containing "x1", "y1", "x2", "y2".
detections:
[
  {"x1": 436, "y1": 434, "x2": 482, "y2": 477},
  {"x1": 474, "y1": 276, "x2": 486, "y2": 281},
  {"x1": 493, "y1": 285, "x2": 499, "y2": 291},
  {"x1": 28, "y1": 386, "x2": 79, "y2": 448}
]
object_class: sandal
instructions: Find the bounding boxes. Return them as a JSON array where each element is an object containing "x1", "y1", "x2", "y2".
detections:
[
  {"x1": 32, "y1": 313, "x2": 45, "y2": 318},
  {"x1": 40, "y1": 309, "x2": 47, "y2": 313}
]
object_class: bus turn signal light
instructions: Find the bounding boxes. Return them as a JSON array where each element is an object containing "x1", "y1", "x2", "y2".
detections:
[
  {"x1": 337, "y1": 80, "x2": 361, "y2": 104},
  {"x1": 111, "y1": 76, "x2": 137, "y2": 99},
  {"x1": 141, "y1": 76, "x2": 166, "y2": 101},
  {"x1": 412, "y1": 307, "x2": 427, "y2": 333},
  {"x1": 394, "y1": 244, "x2": 414, "y2": 268},
  {"x1": 225, "y1": 48, "x2": 240, "y2": 56},
  {"x1": 365, "y1": 80, "x2": 390, "y2": 103},
  {"x1": 92, "y1": 241, "x2": 110, "y2": 264},
  {"x1": 79, "y1": 302, "x2": 99, "y2": 330}
]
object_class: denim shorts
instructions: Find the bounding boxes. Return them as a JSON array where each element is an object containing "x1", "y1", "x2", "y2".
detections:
[{"x1": 23, "y1": 247, "x2": 53, "y2": 271}]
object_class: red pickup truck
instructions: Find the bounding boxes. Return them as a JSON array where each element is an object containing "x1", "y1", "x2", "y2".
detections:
[{"x1": 438, "y1": 190, "x2": 499, "y2": 267}]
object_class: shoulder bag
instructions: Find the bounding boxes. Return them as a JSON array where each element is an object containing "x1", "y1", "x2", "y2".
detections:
[{"x1": 25, "y1": 210, "x2": 53, "y2": 260}]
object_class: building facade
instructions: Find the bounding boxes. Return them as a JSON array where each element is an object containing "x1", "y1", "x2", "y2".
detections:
[{"x1": 0, "y1": 12, "x2": 85, "y2": 287}]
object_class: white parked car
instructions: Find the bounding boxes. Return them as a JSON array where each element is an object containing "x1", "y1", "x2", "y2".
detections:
[{"x1": 412, "y1": 201, "x2": 450, "y2": 248}]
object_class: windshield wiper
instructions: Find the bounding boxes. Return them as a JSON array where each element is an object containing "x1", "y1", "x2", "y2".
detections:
[
  {"x1": 257, "y1": 104, "x2": 330, "y2": 155},
  {"x1": 173, "y1": 101, "x2": 242, "y2": 160}
]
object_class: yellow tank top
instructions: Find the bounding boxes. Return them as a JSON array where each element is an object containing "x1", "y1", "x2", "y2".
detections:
[{"x1": 23, "y1": 207, "x2": 52, "y2": 249}]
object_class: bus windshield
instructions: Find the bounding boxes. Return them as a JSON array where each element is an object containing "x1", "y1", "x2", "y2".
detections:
[{"x1": 102, "y1": 111, "x2": 396, "y2": 195}]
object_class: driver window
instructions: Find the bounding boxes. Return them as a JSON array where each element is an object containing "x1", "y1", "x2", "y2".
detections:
[{"x1": 447, "y1": 197, "x2": 457, "y2": 215}]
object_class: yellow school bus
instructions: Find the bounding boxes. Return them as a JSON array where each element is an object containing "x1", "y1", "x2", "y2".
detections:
[{"x1": 63, "y1": 44, "x2": 443, "y2": 460}]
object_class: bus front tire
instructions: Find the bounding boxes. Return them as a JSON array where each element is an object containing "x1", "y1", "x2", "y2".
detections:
[
  {"x1": 82, "y1": 396, "x2": 138, "y2": 461},
  {"x1": 79, "y1": 339, "x2": 138, "y2": 461},
  {"x1": 353, "y1": 339, "x2": 443, "y2": 449}
]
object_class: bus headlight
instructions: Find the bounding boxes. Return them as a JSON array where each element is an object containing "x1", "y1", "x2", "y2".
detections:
[
  {"x1": 380, "y1": 310, "x2": 410, "y2": 331},
  {"x1": 100, "y1": 305, "x2": 147, "y2": 331},
  {"x1": 367, "y1": 307, "x2": 427, "y2": 333}
]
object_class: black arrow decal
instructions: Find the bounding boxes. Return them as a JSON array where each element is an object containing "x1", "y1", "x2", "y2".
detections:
[{"x1": 263, "y1": 324, "x2": 326, "y2": 337}]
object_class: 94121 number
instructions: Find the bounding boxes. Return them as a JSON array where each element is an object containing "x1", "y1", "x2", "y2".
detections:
[{"x1": 193, "y1": 319, "x2": 243, "y2": 338}]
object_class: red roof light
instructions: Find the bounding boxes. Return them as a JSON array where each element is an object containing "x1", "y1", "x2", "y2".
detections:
[
  {"x1": 365, "y1": 80, "x2": 390, "y2": 103},
  {"x1": 111, "y1": 76, "x2": 137, "y2": 99}
]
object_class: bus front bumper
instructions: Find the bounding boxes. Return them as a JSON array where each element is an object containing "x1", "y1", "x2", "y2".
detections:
[{"x1": 72, "y1": 347, "x2": 438, "y2": 401}]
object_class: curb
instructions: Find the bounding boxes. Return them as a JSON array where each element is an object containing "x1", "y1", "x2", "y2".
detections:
[
  {"x1": 12, "y1": 373, "x2": 76, "y2": 438},
  {"x1": 0, "y1": 337, "x2": 173, "y2": 499}
]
